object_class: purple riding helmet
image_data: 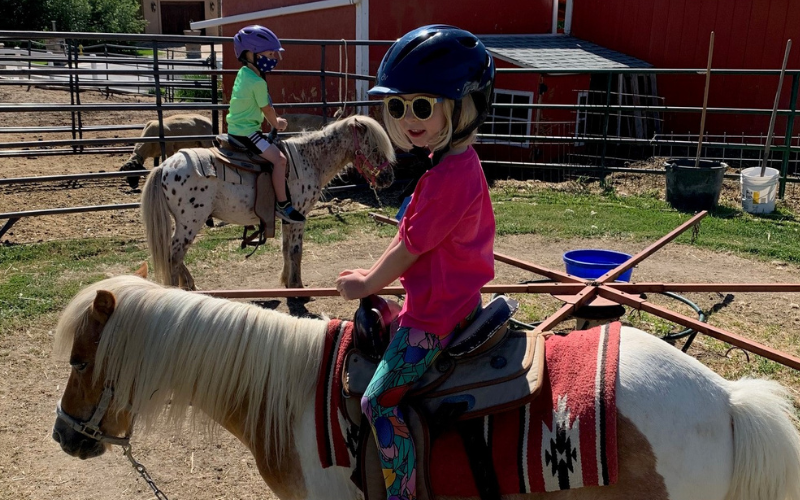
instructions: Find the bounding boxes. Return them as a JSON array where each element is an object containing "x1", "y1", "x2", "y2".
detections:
[{"x1": 233, "y1": 25, "x2": 284, "y2": 74}]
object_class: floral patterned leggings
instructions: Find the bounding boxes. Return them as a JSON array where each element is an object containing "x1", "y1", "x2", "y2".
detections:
[{"x1": 360, "y1": 307, "x2": 479, "y2": 500}]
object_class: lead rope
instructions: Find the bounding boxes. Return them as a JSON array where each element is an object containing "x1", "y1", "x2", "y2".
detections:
[{"x1": 123, "y1": 444, "x2": 170, "y2": 500}]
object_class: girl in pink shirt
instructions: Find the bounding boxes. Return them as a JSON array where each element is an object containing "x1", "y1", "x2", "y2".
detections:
[{"x1": 335, "y1": 25, "x2": 496, "y2": 500}]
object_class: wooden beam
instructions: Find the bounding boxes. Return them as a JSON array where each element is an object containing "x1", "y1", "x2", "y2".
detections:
[
  {"x1": 199, "y1": 283, "x2": 590, "y2": 300},
  {"x1": 607, "y1": 282, "x2": 800, "y2": 293},
  {"x1": 599, "y1": 286, "x2": 800, "y2": 370},
  {"x1": 595, "y1": 211, "x2": 707, "y2": 283}
]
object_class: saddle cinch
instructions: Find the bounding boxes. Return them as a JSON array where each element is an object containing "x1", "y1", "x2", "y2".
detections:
[
  {"x1": 209, "y1": 132, "x2": 290, "y2": 246},
  {"x1": 344, "y1": 295, "x2": 546, "y2": 500}
]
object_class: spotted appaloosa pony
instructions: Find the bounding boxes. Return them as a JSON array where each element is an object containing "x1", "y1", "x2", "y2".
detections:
[
  {"x1": 140, "y1": 114, "x2": 395, "y2": 291},
  {"x1": 120, "y1": 113, "x2": 329, "y2": 189},
  {"x1": 52, "y1": 271, "x2": 800, "y2": 500}
]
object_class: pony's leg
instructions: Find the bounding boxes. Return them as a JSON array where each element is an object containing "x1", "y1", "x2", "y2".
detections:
[
  {"x1": 280, "y1": 222, "x2": 306, "y2": 290},
  {"x1": 170, "y1": 216, "x2": 205, "y2": 290},
  {"x1": 178, "y1": 263, "x2": 195, "y2": 291}
]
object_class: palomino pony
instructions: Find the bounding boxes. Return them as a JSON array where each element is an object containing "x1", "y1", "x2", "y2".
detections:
[
  {"x1": 52, "y1": 272, "x2": 800, "y2": 500},
  {"x1": 120, "y1": 114, "x2": 213, "y2": 189},
  {"x1": 140, "y1": 114, "x2": 395, "y2": 291}
]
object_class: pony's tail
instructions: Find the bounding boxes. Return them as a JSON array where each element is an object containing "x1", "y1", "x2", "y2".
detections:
[
  {"x1": 726, "y1": 378, "x2": 800, "y2": 500},
  {"x1": 141, "y1": 165, "x2": 173, "y2": 285}
]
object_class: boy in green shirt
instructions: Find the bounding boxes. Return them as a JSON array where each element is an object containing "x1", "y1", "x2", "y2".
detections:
[{"x1": 227, "y1": 25, "x2": 305, "y2": 223}]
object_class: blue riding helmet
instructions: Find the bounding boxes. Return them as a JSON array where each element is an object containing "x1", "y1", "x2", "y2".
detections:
[
  {"x1": 233, "y1": 25, "x2": 284, "y2": 61},
  {"x1": 369, "y1": 25, "x2": 495, "y2": 109}
]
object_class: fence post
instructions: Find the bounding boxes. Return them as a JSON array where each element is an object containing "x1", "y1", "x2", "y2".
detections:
[
  {"x1": 152, "y1": 40, "x2": 167, "y2": 162},
  {"x1": 779, "y1": 73, "x2": 799, "y2": 199},
  {"x1": 71, "y1": 41, "x2": 84, "y2": 152},
  {"x1": 210, "y1": 43, "x2": 219, "y2": 134},
  {"x1": 66, "y1": 39, "x2": 79, "y2": 153},
  {"x1": 599, "y1": 72, "x2": 613, "y2": 180},
  {"x1": 103, "y1": 43, "x2": 110, "y2": 97},
  {"x1": 320, "y1": 44, "x2": 328, "y2": 124}
]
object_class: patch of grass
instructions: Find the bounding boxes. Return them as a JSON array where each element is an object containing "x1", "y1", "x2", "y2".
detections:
[
  {"x1": 134, "y1": 49, "x2": 167, "y2": 57},
  {"x1": 514, "y1": 299, "x2": 553, "y2": 326},
  {"x1": 176, "y1": 74, "x2": 222, "y2": 102},
  {"x1": 492, "y1": 188, "x2": 800, "y2": 264},
  {"x1": 3, "y1": 187, "x2": 799, "y2": 349},
  {"x1": 625, "y1": 311, "x2": 683, "y2": 337}
]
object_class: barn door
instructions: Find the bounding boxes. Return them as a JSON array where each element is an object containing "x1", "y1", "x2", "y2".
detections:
[{"x1": 160, "y1": 1, "x2": 205, "y2": 35}]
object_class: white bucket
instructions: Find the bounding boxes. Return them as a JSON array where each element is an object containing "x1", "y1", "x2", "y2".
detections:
[{"x1": 740, "y1": 166, "x2": 779, "y2": 214}]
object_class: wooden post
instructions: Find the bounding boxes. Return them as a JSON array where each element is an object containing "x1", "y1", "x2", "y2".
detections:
[
  {"x1": 760, "y1": 39, "x2": 792, "y2": 176},
  {"x1": 695, "y1": 31, "x2": 715, "y2": 168}
]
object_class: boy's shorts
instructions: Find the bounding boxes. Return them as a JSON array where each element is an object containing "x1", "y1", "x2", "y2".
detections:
[{"x1": 229, "y1": 131, "x2": 273, "y2": 155}]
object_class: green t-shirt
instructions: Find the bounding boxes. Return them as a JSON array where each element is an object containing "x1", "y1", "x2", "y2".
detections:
[{"x1": 226, "y1": 66, "x2": 272, "y2": 136}]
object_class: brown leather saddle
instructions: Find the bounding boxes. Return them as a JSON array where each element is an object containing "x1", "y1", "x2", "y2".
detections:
[
  {"x1": 209, "y1": 132, "x2": 290, "y2": 247},
  {"x1": 344, "y1": 295, "x2": 546, "y2": 500}
]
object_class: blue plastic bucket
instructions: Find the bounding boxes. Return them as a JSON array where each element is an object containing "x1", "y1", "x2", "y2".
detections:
[{"x1": 563, "y1": 249, "x2": 634, "y2": 282}]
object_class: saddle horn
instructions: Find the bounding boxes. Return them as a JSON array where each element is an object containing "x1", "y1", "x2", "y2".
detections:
[{"x1": 353, "y1": 294, "x2": 401, "y2": 360}]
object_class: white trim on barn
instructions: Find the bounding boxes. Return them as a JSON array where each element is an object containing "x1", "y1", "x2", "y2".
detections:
[
  {"x1": 565, "y1": 0, "x2": 573, "y2": 35},
  {"x1": 190, "y1": 0, "x2": 361, "y2": 29},
  {"x1": 354, "y1": 0, "x2": 369, "y2": 110},
  {"x1": 190, "y1": 0, "x2": 371, "y2": 110},
  {"x1": 481, "y1": 89, "x2": 534, "y2": 148}
]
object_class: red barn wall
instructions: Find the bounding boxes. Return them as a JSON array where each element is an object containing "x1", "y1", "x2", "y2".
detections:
[
  {"x1": 221, "y1": 0, "x2": 554, "y2": 122},
  {"x1": 572, "y1": 0, "x2": 800, "y2": 138},
  {"x1": 367, "y1": 0, "x2": 552, "y2": 69}
]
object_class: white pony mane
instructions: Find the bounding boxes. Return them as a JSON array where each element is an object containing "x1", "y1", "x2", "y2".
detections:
[
  {"x1": 287, "y1": 114, "x2": 396, "y2": 165},
  {"x1": 54, "y1": 275, "x2": 327, "y2": 465}
]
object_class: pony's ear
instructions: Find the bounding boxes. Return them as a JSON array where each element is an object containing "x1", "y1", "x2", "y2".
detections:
[
  {"x1": 134, "y1": 262, "x2": 148, "y2": 279},
  {"x1": 90, "y1": 290, "x2": 116, "y2": 325}
]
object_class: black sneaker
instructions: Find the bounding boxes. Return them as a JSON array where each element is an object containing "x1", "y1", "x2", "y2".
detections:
[{"x1": 276, "y1": 202, "x2": 306, "y2": 223}]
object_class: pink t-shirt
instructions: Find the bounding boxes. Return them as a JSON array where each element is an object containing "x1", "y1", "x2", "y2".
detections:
[{"x1": 397, "y1": 146, "x2": 495, "y2": 336}]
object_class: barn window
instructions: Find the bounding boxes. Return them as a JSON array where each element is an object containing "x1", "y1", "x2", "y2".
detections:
[{"x1": 480, "y1": 89, "x2": 533, "y2": 147}]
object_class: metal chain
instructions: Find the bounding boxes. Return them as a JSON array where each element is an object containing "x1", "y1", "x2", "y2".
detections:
[
  {"x1": 691, "y1": 222, "x2": 700, "y2": 244},
  {"x1": 122, "y1": 445, "x2": 170, "y2": 500},
  {"x1": 371, "y1": 183, "x2": 385, "y2": 213}
]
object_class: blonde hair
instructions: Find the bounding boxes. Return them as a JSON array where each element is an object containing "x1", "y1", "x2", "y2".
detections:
[{"x1": 383, "y1": 94, "x2": 479, "y2": 152}]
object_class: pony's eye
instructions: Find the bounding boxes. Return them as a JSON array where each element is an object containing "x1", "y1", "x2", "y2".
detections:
[{"x1": 71, "y1": 362, "x2": 88, "y2": 372}]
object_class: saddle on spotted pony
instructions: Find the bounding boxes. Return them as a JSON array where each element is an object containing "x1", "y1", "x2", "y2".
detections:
[
  {"x1": 209, "y1": 130, "x2": 289, "y2": 247},
  {"x1": 344, "y1": 294, "x2": 546, "y2": 500}
]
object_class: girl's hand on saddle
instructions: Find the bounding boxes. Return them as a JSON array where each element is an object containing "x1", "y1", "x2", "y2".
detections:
[
  {"x1": 276, "y1": 117, "x2": 288, "y2": 131},
  {"x1": 336, "y1": 270, "x2": 370, "y2": 300}
]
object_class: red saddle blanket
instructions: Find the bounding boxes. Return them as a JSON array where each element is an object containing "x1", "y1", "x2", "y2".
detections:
[
  {"x1": 315, "y1": 320, "x2": 621, "y2": 495},
  {"x1": 315, "y1": 319, "x2": 356, "y2": 468}
]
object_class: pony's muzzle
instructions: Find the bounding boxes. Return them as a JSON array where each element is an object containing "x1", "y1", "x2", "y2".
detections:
[{"x1": 52, "y1": 418, "x2": 108, "y2": 459}]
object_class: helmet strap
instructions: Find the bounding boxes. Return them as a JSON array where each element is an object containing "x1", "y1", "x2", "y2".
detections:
[{"x1": 451, "y1": 95, "x2": 490, "y2": 145}]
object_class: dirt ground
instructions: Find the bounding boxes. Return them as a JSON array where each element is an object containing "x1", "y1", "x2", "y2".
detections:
[{"x1": 2, "y1": 86, "x2": 800, "y2": 500}]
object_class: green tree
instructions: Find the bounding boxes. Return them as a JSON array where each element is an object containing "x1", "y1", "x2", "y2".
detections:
[
  {"x1": 0, "y1": 0, "x2": 144, "y2": 33},
  {"x1": 45, "y1": 0, "x2": 92, "y2": 32},
  {"x1": 0, "y1": 0, "x2": 48, "y2": 30},
  {"x1": 87, "y1": 0, "x2": 146, "y2": 34}
]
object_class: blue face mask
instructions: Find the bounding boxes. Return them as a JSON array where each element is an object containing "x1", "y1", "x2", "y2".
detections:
[{"x1": 255, "y1": 54, "x2": 279, "y2": 74}]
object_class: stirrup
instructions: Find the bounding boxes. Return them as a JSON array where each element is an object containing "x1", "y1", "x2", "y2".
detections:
[{"x1": 241, "y1": 223, "x2": 267, "y2": 249}]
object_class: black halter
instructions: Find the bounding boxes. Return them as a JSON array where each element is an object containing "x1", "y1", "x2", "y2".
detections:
[{"x1": 55, "y1": 383, "x2": 131, "y2": 447}]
